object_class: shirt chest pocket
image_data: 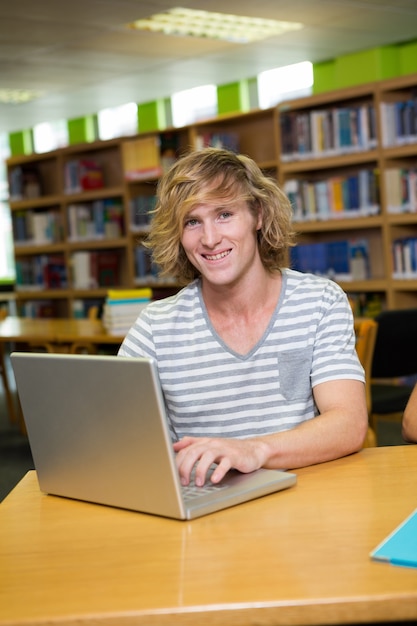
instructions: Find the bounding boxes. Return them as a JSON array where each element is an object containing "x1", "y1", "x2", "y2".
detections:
[{"x1": 278, "y1": 348, "x2": 313, "y2": 401}]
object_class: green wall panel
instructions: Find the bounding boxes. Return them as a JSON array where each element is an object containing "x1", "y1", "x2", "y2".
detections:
[
  {"x1": 398, "y1": 41, "x2": 417, "y2": 76},
  {"x1": 313, "y1": 45, "x2": 401, "y2": 93},
  {"x1": 138, "y1": 100, "x2": 166, "y2": 132},
  {"x1": 8, "y1": 130, "x2": 34, "y2": 156},
  {"x1": 335, "y1": 46, "x2": 399, "y2": 88},
  {"x1": 312, "y1": 61, "x2": 336, "y2": 94},
  {"x1": 67, "y1": 116, "x2": 97, "y2": 144},
  {"x1": 217, "y1": 81, "x2": 250, "y2": 115}
]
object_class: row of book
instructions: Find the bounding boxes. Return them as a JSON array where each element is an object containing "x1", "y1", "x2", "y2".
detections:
[
  {"x1": 284, "y1": 169, "x2": 380, "y2": 221},
  {"x1": 194, "y1": 132, "x2": 240, "y2": 152},
  {"x1": 380, "y1": 99, "x2": 417, "y2": 147},
  {"x1": 134, "y1": 244, "x2": 164, "y2": 283},
  {"x1": 13, "y1": 210, "x2": 62, "y2": 245},
  {"x1": 15, "y1": 255, "x2": 67, "y2": 290},
  {"x1": 392, "y1": 237, "x2": 417, "y2": 278},
  {"x1": 18, "y1": 300, "x2": 62, "y2": 318},
  {"x1": 102, "y1": 288, "x2": 152, "y2": 335},
  {"x1": 64, "y1": 159, "x2": 104, "y2": 193},
  {"x1": 280, "y1": 104, "x2": 377, "y2": 161},
  {"x1": 67, "y1": 198, "x2": 124, "y2": 241},
  {"x1": 8, "y1": 166, "x2": 43, "y2": 201},
  {"x1": 71, "y1": 299, "x2": 103, "y2": 319},
  {"x1": 71, "y1": 250, "x2": 120, "y2": 289},
  {"x1": 129, "y1": 195, "x2": 157, "y2": 231},
  {"x1": 14, "y1": 247, "x2": 165, "y2": 290},
  {"x1": 290, "y1": 239, "x2": 370, "y2": 281},
  {"x1": 384, "y1": 168, "x2": 417, "y2": 214}
]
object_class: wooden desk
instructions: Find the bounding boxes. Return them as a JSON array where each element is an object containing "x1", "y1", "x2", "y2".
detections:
[
  {"x1": 1, "y1": 446, "x2": 416, "y2": 626},
  {"x1": 0, "y1": 316, "x2": 124, "y2": 348}
]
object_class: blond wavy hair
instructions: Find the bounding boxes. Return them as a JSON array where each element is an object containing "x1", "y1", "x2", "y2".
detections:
[{"x1": 146, "y1": 147, "x2": 295, "y2": 285}]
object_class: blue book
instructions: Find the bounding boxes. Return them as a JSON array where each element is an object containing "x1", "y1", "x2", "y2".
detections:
[{"x1": 370, "y1": 508, "x2": 417, "y2": 569}]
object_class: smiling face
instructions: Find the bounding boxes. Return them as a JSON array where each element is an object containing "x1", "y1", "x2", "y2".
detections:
[{"x1": 180, "y1": 197, "x2": 262, "y2": 289}]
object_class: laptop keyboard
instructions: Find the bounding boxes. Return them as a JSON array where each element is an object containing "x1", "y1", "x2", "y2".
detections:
[{"x1": 182, "y1": 481, "x2": 229, "y2": 501}]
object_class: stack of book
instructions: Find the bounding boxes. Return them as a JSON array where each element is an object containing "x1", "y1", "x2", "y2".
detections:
[{"x1": 102, "y1": 288, "x2": 152, "y2": 335}]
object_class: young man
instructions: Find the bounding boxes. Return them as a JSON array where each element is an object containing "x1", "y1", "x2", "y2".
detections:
[
  {"x1": 402, "y1": 384, "x2": 417, "y2": 442},
  {"x1": 119, "y1": 148, "x2": 368, "y2": 486}
]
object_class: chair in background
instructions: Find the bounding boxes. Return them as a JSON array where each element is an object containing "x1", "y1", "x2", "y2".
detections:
[
  {"x1": 69, "y1": 305, "x2": 99, "y2": 354},
  {"x1": 354, "y1": 317, "x2": 378, "y2": 448},
  {"x1": 370, "y1": 308, "x2": 417, "y2": 440},
  {"x1": 0, "y1": 309, "x2": 19, "y2": 425}
]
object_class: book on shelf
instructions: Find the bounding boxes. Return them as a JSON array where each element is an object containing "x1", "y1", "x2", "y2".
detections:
[
  {"x1": 8, "y1": 166, "x2": 42, "y2": 201},
  {"x1": 15, "y1": 254, "x2": 67, "y2": 290},
  {"x1": 32, "y1": 211, "x2": 62, "y2": 243},
  {"x1": 67, "y1": 198, "x2": 124, "y2": 241},
  {"x1": 97, "y1": 251, "x2": 120, "y2": 287},
  {"x1": 385, "y1": 168, "x2": 417, "y2": 214},
  {"x1": 122, "y1": 136, "x2": 163, "y2": 181},
  {"x1": 71, "y1": 251, "x2": 96, "y2": 289},
  {"x1": 71, "y1": 250, "x2": 120, "y2": 289},
  {"x1": 134, "y1": 244, "x2": 161, "y2": 282},
  {"x1": 194, "y1": 132, "x2": 239, "y2": 152},
  {"x1": 349, "y1": 239, "x2": 370, "y2": 280},
  {"x1": 20, "y1": 300, "x2": 61, "y2": 318},
  {"x1": 71, "y1": 298, "x2": 103, "y2": 319},
  {"x1": 392, "y1": 237, "x2": 417, "y2": 279},
  {"x1": 380, "y1": 99, "x2": 417, "y2": 147},
  {"x1": 13, "y1": 210, "x2": 62, "y2": 245},
  {"x1": 64, "y1": 159, "x2": 104, "y2": 193},
  {"x1": 280, "y1": 104, "x2": 377, "y2": 161},
  {"x1": 129, "y1": 195, "x2": 156, "y2": 230},
  {"x1": 285, "y1": 168, "x2": 380, "y2": 222},
  {"x1": 160, "y1": 132, "x2": 180, "y2": 172},
  {"x1": 290, "y1": 238, "x2": 370, "y2": 281}
]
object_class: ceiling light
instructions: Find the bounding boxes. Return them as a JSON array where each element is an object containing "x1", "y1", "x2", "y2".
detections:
[
  {"x1": 0, "y1": 89, "x2": 43, "y2": 104},
  {"x1": 128, "y1": 7, "x2": 303, "y2": 43}
]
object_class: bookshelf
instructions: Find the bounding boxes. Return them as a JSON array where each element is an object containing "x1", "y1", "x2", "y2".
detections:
[
  {"x1": 7, "y1": 109, "x2": 278, "y2": 317},
  {"x1": 278, "y1": 73, "x2": 417, "y2": 314},
  {"x1": 7, "y1": 74, "x2": 417, "y2": 317}
]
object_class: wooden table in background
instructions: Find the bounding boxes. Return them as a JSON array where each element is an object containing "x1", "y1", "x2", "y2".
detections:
[
  {"x1": 1, "y1": 445, "x2": 416, "y2": 626},
  {"x1": 0, "y1": 316, "x2": 125, "y2": 350}
]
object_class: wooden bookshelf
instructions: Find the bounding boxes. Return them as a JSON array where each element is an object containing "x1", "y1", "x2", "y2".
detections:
[
  {"x1": 277, "y1": 73, "x2": 417, "y2": 314},
  {"x1": 7, "y1": 108, "x2": 279, "y2": 317},
  {"x1": 7, "y1": 75, "x2": 417, "y2": 317}
]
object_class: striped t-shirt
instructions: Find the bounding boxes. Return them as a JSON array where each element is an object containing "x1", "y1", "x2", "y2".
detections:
[{"x1": 118, "y1": 268, "x2": 364, "y2": 441}]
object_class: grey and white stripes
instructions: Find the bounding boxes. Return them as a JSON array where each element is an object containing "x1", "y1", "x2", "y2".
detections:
[{"x1": 118, "y1": 269, "x2": 364, "y2": 441}]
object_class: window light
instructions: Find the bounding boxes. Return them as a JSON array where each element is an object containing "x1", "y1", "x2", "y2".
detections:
[
  {"x1": 258, "y1": 61, "x2": 313, "y2": 109},
  {"x1": 171, "y1": 85, "x2": 217, "y2": 127},
  {"x1": 33, "y1": 120, "x2": 69, "y2": 153},
  {"x1": 128, "y1": 8, "x2": 303, "y2": 44},
  {"x1": 98, "y1": 103, "x2": 138, "y2": 140},
  {"x1": 0, "y1": 133, "x2": 15, "y2": 283}
]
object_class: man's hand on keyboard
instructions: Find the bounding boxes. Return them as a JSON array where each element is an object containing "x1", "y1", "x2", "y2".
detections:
[{"x1": 173, "y1": 436, "x2": 268, "y2": 486}]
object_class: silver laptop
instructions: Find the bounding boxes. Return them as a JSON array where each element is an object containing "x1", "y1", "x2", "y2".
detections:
[{"x1": 11, "y1": 352, "x2": 296, "y2": 520}]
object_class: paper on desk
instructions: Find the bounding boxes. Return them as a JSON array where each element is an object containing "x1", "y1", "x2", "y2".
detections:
[{"x1": 370, "y1": 508, "x2": 417, "y2": 569}]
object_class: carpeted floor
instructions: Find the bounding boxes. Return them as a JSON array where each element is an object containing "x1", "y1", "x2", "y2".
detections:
[
  {"x1": 0, "y1": 351, "x2": 409, "y2": 502},
  {"x1": 0, "y1": 363, "x2": 34, "y2": 502}
]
